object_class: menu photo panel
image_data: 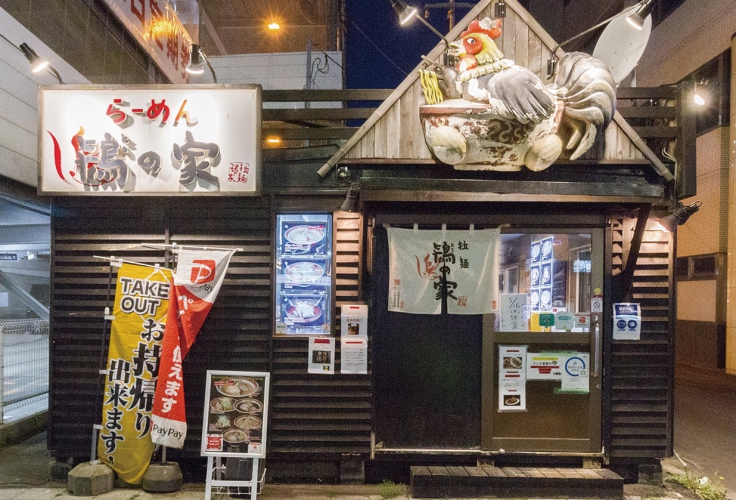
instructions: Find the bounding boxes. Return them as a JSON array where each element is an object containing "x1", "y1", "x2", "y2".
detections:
[
  {"x1": 201, "y1": 371, "x2": 270, "y2": 458},
  {"x1": 274, "y1": 214, "x2": 333, "y2": 335}
]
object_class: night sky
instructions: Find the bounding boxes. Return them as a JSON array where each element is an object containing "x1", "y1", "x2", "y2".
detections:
[{"x1": 344, "y1": 1, "x2": 473, "y2": 89}]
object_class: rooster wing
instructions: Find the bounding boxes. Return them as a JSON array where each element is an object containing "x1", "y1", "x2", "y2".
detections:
[{"x1": 487, "y1": 66, "x2": 556, "y2": 124}]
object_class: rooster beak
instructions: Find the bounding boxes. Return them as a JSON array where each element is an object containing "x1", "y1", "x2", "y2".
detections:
[{"x1": 449, "y1": 41, "x2": 464, "y2": 57}]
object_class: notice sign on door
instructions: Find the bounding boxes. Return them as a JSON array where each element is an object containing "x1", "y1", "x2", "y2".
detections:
[
  {"x1": 526, "y1": 352, "x2": 564, "y2": 379},
  {"x1": 613, "y1": 303, "x2": 641, "y2": 340},
  {"x1": 556, "y1": 354, "x2": 590, "y2": 394},
  {"x1": 499, "y1": 345, "x2": 527, "y2": 411}
]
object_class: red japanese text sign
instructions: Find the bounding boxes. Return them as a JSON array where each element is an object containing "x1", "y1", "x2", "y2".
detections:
[
  {"x1": 102, "y1": 0, "x2": 192, "y2": 84},
  {"x1": 40, "y1": 86, "x2": 261, "y2": 195}
]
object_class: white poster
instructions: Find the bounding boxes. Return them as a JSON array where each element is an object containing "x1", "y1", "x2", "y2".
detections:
[
  {"x1": 498, "y1": 345, "x2": 527, "y2": 411},
  {"x1": 613, "y1": 302, "x2": 641, "y2": 340},
  {"x1": 526, "y1": 352, "x2": 564, "y2": 380},
  {"x1": 341, "y1": 304, "x2": 368, "y2": 338},
  {"x1": 499, "y1": 293, "x2": 527, "y2": 331},
  {"x1": 308, "y1": 337, "x2": 335, "y2": 374},
  {"x1": 558, "y1": 354, "x2": 590, "y2": 394},
  {"x1": 387, "y1": 227, "x2": 500, "y2": 314},
  {"x1": 340, "y1": 338, "x2": 368, "y2": 374},
  {"x1": 40, "y1": 87, "x2": 261, "y2": 195}
]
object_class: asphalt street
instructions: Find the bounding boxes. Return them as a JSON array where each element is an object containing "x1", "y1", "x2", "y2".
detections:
[{"x1": 670, "y1": 379, "x2": 736, "y2": 498}]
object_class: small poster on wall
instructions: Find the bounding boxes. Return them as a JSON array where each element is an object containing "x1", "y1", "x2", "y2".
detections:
[
  {"x1": 341, "y1": 338, "x2": 368, "y2": 374},
  {"x1": 498, "y1": 345, "x2": 527, "y2": 411},
  {"x1": 613, "y1": 303, "x2": 641, "y2": 340},
  {"x1": 341, "y1": 304, "x2": 368, "y2": 338},
  {"x1": 308, "y1": 337, "x2": 335, "y2": 374},
  {"x1": 201, "y1": 371, "x2": 269, "y2": 458}
]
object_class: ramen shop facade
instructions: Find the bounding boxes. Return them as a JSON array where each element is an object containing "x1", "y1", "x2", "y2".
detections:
[{"x1": 44, "y1": 1, "x2": 690, "y2": 487}]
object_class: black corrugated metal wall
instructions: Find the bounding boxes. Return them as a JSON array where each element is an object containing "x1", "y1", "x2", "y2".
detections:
[
  {"x1": 49, "y1": 197, "x2": 673, "y2": 479},
  {"x1": 608, "y1": 216, "x2": 674, "y2": 477},
  {"x1": 49, "y1": 196, "x2": 370, "y2": 475}
]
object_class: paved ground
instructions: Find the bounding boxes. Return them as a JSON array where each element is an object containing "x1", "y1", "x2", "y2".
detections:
[{"x1": 0, "y1": 368, "x2": 733, "y2": 499}]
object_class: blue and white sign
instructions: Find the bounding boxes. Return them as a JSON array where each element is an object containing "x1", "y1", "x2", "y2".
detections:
[
  {"x1": 613, "y1": 302, "x2": 641, "y2": 340},
  {"x1": 559, "y1": 354, "x2": 589, "y2": 393}
]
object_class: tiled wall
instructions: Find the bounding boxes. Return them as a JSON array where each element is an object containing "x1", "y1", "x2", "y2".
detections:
[
  {"x1": 676, "y1": 127, "x2": 729, "y2": 257},
  {"x1": 0, "y1": 0, "x2": 166, "y2": 84}
]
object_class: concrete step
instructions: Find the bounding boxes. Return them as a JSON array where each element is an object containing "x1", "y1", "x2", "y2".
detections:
[{"x1": 410, "y1": 465, "x2": 624, "y2": 498}]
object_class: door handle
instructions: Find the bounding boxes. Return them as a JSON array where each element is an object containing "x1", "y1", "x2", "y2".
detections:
[{"x1": 592, "y1": 322, "x2": 601, "y2": 378}]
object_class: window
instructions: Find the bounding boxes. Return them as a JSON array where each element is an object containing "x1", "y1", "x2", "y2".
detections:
[
  {"x1": 676, "y1": 254, "x2": 719, "y2": 280},
  {"x1": 498, "y1": 232, "x2": 594, "y2": 331},
  {"x1": 274, "y1": 214, "x2": 333, "y2": 335}
]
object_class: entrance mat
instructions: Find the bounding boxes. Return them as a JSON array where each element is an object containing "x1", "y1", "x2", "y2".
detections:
[{"x1": 410, "y1": 465, "x2": 623, "y2": 498}]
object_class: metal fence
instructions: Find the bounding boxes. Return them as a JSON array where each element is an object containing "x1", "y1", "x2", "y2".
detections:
[{"x1": 0, "y1": 319, "x2": 49, "y2": 424}]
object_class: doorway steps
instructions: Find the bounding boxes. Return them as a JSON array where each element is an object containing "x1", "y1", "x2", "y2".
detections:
[{"x1": 410, "y1": 465, "x2": 623, "y2": 498}]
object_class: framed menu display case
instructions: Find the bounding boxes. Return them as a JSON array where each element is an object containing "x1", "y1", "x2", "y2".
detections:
[{"x1": 274, "y1": 214, "x2": 333, "y2": 335}]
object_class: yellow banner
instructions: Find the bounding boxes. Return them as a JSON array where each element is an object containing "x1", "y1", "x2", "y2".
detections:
[{"x1": 98, "y1": 263, "x2": 172, "y2": 485}]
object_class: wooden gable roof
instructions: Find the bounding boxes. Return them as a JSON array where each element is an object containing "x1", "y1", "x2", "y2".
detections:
[{"x1": 318, "y1": 0, "x2": 672, "y2": 183}]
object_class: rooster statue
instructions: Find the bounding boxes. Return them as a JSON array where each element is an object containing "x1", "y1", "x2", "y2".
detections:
[{"x1": 420, "y1": 18, "x2": 616, "y2": 171}]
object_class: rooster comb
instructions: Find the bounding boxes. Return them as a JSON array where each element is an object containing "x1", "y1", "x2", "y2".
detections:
[{"x1": 461, "y1": 19, "x2": 502, "y2": 39}]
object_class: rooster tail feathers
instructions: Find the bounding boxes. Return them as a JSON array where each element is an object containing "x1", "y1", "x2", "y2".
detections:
[{"x1": 551, "y1": 52, "x2": 616, "y2": 160}]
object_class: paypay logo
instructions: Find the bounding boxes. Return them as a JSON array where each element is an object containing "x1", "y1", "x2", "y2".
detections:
[{"x1": 190, "y1": 260, "x2": 216, "y2": 284}]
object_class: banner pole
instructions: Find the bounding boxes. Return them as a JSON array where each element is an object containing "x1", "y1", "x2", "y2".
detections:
[
  {"x1": 162, "y1": 446, "x2": 167, "y2": 464},
  {"x1": 91, "y1": 260, "x2": 116, "y2": 462}
]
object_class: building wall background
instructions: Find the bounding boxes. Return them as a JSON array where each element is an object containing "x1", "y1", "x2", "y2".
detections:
[
  {"x1": 676, "y1": 127, "x2": 729, "y2": 257},
  {"x1": 0, "y1": 0, "x2": 166, "y2": 84},
  {"x1": 636, "y1": 0, "x2": 736, "y2": 86},
  {"x1": 0, "y1": 7, "x2": 87, "y2": 187},
  {"x1": 208, "y1": 51, "x2": 342, "y2": 91}
]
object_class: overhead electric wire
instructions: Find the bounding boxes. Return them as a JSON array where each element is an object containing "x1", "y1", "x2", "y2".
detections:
[{"x1": 348, "y1": 19, "x2": 409, "y2": 76}]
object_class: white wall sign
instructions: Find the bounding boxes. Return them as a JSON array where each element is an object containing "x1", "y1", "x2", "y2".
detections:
[
  {"x1": 103, "y1": 0, "x2": 192, "y2": 84},
  {"x1": 613, "y1": 302, "x2": 641, "y2": 340},
  {"x1": 40, "y1": 86, "x2": 261, "y2": 195}
]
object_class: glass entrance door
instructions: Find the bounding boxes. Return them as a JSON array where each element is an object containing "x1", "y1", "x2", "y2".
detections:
[{"x1": 481, "y1": 229, "x2": 604, "y2": 453}]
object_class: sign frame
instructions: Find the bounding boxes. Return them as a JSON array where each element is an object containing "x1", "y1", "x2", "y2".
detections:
[
  {"x1": 201, "y1": 370, "x2": 270, "y2": 458},
  {"x1": 38, "y1": 84, "x2": 262, "y2": 196}
]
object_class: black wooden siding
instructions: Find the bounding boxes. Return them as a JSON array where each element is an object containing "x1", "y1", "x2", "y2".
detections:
[
  {"x1": 49, "y1": 196, "x2": 673, "y2": 471},
  {"x1": 608, "y1": 217, "x2": 674, "y2": 466},
  {"x1": 49, "y1": 197, "x2": 370, "y2": 463},
  {"x1": 270, "y1": 211, "x2": 372, "y2": 457}
]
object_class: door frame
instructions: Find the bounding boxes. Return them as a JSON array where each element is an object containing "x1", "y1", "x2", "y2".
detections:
[{"x1": 480, "y1": 227, "x2": 605, "y2": 453}]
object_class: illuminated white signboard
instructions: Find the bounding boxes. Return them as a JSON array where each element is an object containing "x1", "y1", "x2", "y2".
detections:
[
  {"x1": 39, "y1": 85, "x2": 261, "y2": 195},
  {"x1": 103, "y1": 0, "x2": 192, "y2": 84}
]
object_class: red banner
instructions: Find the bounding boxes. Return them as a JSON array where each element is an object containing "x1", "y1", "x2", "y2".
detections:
[{"x1": 151, "y1": 248, "x2": 234, "y2": 448}]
